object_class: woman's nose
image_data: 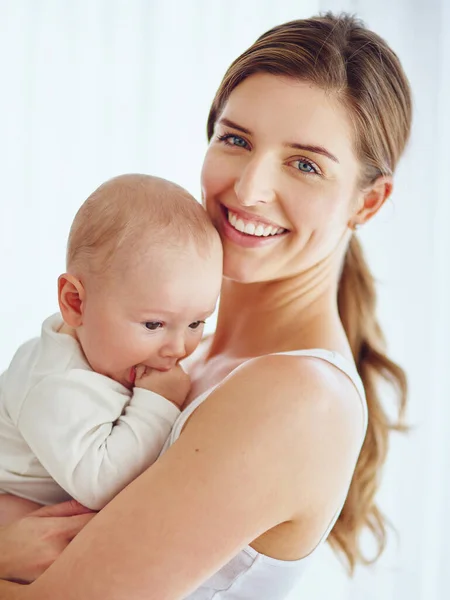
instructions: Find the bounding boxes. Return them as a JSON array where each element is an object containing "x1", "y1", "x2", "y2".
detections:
[{"x1": 234, "y1": 155, "x2": 277, "y2": 207}]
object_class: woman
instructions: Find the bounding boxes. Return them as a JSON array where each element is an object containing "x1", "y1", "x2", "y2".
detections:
[{"x1": 0, "y1": 12, "x2": 409, "y2": 599}]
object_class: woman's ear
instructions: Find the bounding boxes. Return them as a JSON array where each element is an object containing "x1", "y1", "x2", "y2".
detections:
[
  {"x1": 58, "y1": 273, "x2": 86, "y2": 328},
  {"x1": 349, "y1": 175, "x2": 393, "y2": 230}
]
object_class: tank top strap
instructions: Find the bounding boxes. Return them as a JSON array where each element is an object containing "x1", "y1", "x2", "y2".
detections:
[{"x1": 273, "y1": 348, "x2": 367, "y2": 430}]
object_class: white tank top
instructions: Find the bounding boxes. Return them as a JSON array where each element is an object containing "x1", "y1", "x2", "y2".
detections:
[{"x1": 159, "y1": 349, "x2": 367, "y2": 600}]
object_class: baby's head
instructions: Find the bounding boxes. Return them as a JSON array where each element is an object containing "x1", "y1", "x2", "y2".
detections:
[{"x1": 58, "y1": 174, "x2": 222, "y2": 389}]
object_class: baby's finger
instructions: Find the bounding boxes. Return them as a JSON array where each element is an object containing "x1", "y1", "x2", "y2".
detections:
[{"x1": 135, "y1": 364, "x2": 147, "y2": 379}]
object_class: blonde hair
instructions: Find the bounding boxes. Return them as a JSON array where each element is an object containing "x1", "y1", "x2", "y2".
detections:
[
  {"x1": 67, "y1": 174, "x2": 218, "y2": 279},
  {"x1": 207, "y1": 13, "x2": 410, "y2": 572}
]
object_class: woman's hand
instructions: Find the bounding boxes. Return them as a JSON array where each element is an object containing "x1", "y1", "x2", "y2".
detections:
[
  {"x1": 0, "y1": 495, "x2": 42, "y2": 525},
  {"x1": 0, "y1": 500, "x2": 95, "y2": 583}
]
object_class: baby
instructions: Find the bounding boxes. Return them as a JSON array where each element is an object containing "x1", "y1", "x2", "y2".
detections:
[{"x1": 0, "y1": 174, "x2": 222, "y2": 514}]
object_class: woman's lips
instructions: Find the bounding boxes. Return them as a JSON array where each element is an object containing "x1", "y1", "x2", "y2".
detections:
[{"x1": 219, "y1": 204, "x2": 288, "y2": 248}]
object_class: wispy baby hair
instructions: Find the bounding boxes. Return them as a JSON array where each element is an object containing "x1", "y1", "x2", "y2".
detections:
[{"x1": 67, "y1": 173, "x2": 218, "y2": 279}]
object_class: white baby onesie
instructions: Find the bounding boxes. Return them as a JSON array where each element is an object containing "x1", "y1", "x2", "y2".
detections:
[{"x1": 0, "y1": 314, "x2": 179, "y2": 510}]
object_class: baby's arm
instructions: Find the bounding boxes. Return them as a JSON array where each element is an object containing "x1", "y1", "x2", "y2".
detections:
[{"x1": 16, "y1": 369, "x2": 187, "y2": 510}]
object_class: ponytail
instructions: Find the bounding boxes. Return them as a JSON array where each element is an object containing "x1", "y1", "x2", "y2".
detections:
[{"x1": 330, "y1": 235, "x2": 408, "y2": 572}]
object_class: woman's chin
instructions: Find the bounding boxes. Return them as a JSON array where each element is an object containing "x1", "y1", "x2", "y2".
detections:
[{"x1": 222, "y1": 258, "x2": 267, "y2": 284}]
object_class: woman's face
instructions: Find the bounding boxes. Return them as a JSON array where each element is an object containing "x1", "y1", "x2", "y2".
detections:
[{"x1": 201, "y1": 73, "x2": 364, "y2": 283}]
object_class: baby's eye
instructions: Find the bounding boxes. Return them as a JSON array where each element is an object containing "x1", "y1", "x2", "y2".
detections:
[
  {"x1": 189, "y1": 321, "x2": 205, "y2": 330},
  {"x1": 144, "y1": 322, "x2": 163, "y2": 330}
]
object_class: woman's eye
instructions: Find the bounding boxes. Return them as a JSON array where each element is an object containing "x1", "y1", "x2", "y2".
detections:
[
  {"x1": 230, "y1": 136, "x2": 247, "y2": 148},
  {"x1": 218, "y1": 134, "x2": 248, "y2": 149},
  {"x1": 189, "y1": 321, "x2": 205, "y2": 330},
  {"x1": 293, "y1": 160, "x2": 318, "y2": 174},
  {"x1": 144, "y1": 322, "x2": 163, "y2": 330}
]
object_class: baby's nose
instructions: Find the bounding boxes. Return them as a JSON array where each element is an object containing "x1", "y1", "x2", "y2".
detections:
[{"x1": 160, "y1": 337, "x2": 187, "y2": 359}]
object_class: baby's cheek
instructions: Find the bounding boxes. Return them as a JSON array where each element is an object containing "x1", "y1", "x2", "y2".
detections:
[{"x1": 187, "y1": 336, "x2": 202, "y2": 357}]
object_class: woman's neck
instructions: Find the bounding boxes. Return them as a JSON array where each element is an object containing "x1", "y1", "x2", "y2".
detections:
[{"x1": 209, "y1": 260, "x2": 346, "y2": 360}]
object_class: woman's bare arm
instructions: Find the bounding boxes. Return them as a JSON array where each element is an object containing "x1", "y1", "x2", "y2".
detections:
[
  {"x1": 0, "y1": 579, "x2": 24, "y2": 598},
  {"x1": 4, "y1": 355, "x2": 363, "y2": 600}
]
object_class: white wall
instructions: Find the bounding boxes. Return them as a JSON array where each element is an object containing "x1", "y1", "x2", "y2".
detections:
[
  {"x1": 1, "y1": 1, "x2": 449, "y2": 598},
  {"x1": 0, "y1": 0, "x2": 317, "y2": 360}
]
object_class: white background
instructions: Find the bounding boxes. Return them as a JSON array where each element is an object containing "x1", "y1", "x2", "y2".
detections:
[{"x1": 0, "y1": 1, "x2": 449, "y2": 598}]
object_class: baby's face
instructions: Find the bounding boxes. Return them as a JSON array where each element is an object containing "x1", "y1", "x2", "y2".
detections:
[{"x1": 76, "y1": 242, "x2": 222, "y2": 389}]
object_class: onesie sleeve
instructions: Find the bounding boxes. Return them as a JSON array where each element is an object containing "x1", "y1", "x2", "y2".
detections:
[{"x1": 16, "y1": 369, "x2": 180, "y2": 510}]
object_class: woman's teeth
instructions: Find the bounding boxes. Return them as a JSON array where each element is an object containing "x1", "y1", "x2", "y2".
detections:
[{"x1": 227, "y1": 209, "x2": 286, "y2": 237}]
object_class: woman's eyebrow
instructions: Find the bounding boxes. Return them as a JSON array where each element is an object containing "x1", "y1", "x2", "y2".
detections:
[
  {"x1": 285, "y1": 142, "x2": 339, "y2": 163},
  {"x1": 218, "y1": 117, "x2": 339, "y2": 164},
  {"x1": 218, "y1": 117, "x2": 252, "y2": 135}
]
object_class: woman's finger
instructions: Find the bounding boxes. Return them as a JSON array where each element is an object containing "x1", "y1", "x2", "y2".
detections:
[
  {"x1": 64, "y1": 512, "x2": 97, "y2": 540},
  {"x1": 32, "y1": 499, "x2": 94, "y2": 519}
]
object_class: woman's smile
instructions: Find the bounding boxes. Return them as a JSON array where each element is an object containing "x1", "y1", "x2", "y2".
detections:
[{"x1": 218, "y1": 203, "x2": 289, "y2": 249}]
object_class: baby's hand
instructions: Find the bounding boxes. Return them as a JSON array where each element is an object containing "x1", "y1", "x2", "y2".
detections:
[{"x1": 134, "y1": 364, "x2": 191, "y2": 409}]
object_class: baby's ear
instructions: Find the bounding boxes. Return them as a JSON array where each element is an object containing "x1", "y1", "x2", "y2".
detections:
[{"x1": 57, "y1": 273, "x2": 85, "y2": 327}]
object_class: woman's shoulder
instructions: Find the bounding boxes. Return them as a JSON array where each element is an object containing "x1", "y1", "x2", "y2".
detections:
[
  {"x1": 223, "y1": 349, "x2": 361, "y2": 405},
  {"x1": 179, "y1": 351, "x2": 366, "y2": 530},
  {"x1": 240, "y1": 352, "x2": 363, "y2": 425},
  {"x1": 186, "y1": 351, "x2": 365, "y2": 463}
]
